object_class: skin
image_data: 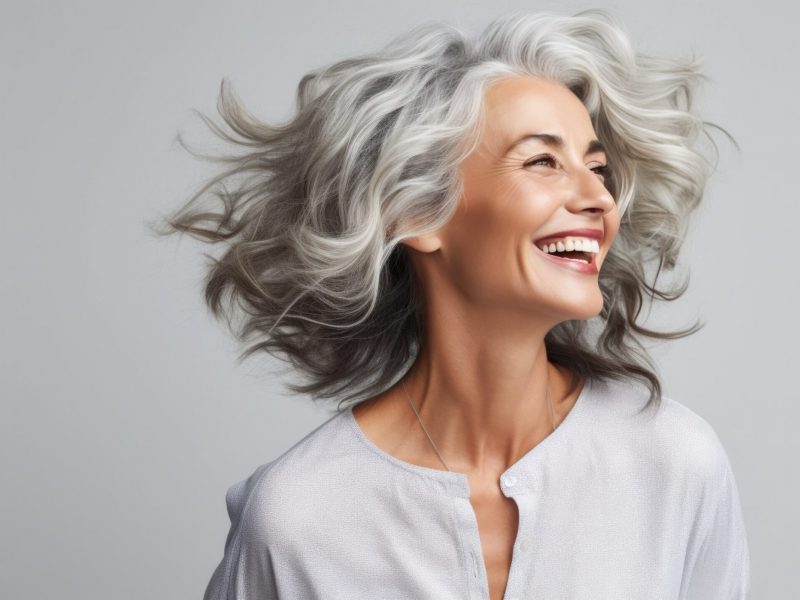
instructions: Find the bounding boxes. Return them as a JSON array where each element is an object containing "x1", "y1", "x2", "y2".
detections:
[{"x1": 352, "y1": 74, "x2": 620, "y2": 600}]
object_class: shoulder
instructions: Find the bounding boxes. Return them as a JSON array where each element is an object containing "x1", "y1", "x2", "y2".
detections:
[
  {"x1": 222, "y1": 409, "x2": 358, "y2": 538},
  {"x1": 591, "y1": 377, "x2": 734, "y2": 485},
  {"x1": 657, "y1": 394, "x2": 729, "y2": 468}
]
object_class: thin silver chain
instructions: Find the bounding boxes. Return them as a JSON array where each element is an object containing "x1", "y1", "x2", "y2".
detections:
[{"x1": 400, "y1": 375, "x2": 556, "y2": 473}]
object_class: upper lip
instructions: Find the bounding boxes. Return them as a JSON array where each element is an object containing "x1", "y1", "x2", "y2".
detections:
[{"x1": 533, "y1": 228, "x2": 604, "y2": 246}]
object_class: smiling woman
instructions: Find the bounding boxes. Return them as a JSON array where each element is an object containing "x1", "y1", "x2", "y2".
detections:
[
  {"x1": 149, "y1": 9, "x2": 749, "y2": 600},
  {"x1": 445, "y1": 75, "x2": 620, "y2": 315}
]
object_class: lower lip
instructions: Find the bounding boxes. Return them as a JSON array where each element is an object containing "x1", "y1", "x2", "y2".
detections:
[{"x1": 533, "y1": 243, "x2": 599, "y2": 274}]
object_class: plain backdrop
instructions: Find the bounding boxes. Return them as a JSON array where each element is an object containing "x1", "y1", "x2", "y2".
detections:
[{"x1": 2, "y1": 0, "x2": 796, "y2": 598}]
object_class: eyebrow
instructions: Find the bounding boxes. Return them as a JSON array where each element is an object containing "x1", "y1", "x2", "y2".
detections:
[{"x1": 505, "y1": 133, "x2": 607, "y2": 157}]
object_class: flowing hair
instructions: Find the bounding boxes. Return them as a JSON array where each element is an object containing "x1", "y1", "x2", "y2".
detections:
[{"x1": 148, "y1": 9, "x2": 732, "y2": 412}]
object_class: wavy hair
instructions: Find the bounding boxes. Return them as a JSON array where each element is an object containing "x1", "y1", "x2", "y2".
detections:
[{"x1": 149, "y1": 9, "x2": 731, "y2": 412}]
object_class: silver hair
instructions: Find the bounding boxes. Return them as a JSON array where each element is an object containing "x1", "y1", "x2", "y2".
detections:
[{"x1": 149, "y1": 9, "x2": 731, "y2": 412}]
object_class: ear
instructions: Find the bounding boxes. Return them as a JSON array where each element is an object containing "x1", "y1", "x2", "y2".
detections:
[{"x1": 401, "y1": 232, "x2": 443, "y2": 254}]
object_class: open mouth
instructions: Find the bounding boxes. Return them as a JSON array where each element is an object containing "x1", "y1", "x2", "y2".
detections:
[
  {"x1": 531, "y1": 232, "x2": 602, "y2": 272},
  {"x1": 531, "y1": 239, "x2": 600, "y2": 274},
  {"x1": 535, "y1": 246, "x2": 597, "y2": 275},
  {"x1": 543, "y1": 249, "x2": 593, "y2": 264}
]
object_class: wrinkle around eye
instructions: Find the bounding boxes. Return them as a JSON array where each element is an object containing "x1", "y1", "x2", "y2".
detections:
[{"x1": 487, "y1": 157, "x2": 530, "y2": 176}]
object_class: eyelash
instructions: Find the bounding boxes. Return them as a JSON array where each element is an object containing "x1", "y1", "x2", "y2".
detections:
[{"x1": 523, "y1": 153, "x2": 611, "y2": 178}]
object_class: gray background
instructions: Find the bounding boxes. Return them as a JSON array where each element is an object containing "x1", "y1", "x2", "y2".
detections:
[{"x1": 1, "y1": 0, "x2": 794, "y2": 598}]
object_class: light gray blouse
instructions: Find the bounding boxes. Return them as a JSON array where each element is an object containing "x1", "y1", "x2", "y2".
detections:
[{"x1": 203, "y1": 376, "x2": 750, "y2": 599}]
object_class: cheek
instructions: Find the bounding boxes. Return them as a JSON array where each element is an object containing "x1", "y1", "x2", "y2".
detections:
[
  {"x1": 509, "y1": 178, "x2": 561, "y2": 224},
  {"x1": 447, "y1": 209, "x2": 549, "y2": 288},
  {"x1": 604, "y1": 207, "x2": 622, "y2": 241},
  {"x1": 446, "y1": 211, "x2": 509, "y2": 265},
  {"x1": 456, "y1": 192, "x2": 547, "y2": 252},
  {"x1": 444, "y1": 178, "x2": 560, "y2": 271},
  {"x1": 438, "y1": 211, "x2": 517, "y2": 292}
]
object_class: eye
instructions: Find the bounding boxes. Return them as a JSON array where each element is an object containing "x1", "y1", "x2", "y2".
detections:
[
  {"x1": 590, "y1": 163, "x2": 611, "y2": 180},
  {"x1": 523, "y1": 153, "x2": 559, "y2": 169}
]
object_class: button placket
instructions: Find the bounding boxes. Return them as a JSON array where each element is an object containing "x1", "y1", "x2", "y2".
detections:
[{"x1": 503, "y1": 483, "x2": 528, "y2": 600}]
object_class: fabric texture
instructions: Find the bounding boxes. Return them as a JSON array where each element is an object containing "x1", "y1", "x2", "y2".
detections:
[{"x1": 202, "y1": 376, "x2": 750, "y2": 600}]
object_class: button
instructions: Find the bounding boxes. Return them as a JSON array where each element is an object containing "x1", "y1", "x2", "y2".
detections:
[
  {"x1": 502, "y1": 475, "x2": 517, "y2": 488},
  {"x1": 519, "y1": 538, "x2": 530, "y2": 552}
]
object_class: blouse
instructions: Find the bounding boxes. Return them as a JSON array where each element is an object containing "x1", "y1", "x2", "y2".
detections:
[{"x1": 202, "y1": 376, "x2": 751, "y2": 599}]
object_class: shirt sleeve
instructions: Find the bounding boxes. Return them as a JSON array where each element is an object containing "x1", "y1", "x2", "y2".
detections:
[
  {"x1": 681, "y1": 450, "x2": 751, "y2": 600},
  {"x1": 203, "y1": 464, "x2": 279, "y2": 600}
]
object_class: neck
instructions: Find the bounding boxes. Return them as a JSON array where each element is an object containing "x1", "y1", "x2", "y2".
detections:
[{"x1": 400, "y1": 310, "x2": 578, "y2": 477}]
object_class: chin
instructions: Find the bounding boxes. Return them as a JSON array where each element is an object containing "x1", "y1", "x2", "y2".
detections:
[{"x1": 549, "y1": 292, "x2": 604, "y2": 322}]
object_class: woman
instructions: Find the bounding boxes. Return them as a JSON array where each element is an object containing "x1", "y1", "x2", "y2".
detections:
[{"x1": 156, "y1": 9, "x2": 750, "y2": 599}]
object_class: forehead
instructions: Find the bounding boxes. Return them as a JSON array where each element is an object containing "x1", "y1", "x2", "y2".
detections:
[{"x1": 479, "y1": 75, "x2": 597, "y2": 151}]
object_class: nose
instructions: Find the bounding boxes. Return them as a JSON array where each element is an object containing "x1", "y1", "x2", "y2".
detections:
[{"x1": 565, "y1": 166, "x2": 616, "y2": 216}]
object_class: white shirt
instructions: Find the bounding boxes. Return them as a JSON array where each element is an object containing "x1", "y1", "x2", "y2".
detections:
[{"x1": 203, "y1": 376, "x2": 751, "y2": 599}]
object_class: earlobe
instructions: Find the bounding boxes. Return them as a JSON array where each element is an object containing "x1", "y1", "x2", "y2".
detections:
[{"x1": 401, "y1": 233, "x2": 443, "y2": 254}]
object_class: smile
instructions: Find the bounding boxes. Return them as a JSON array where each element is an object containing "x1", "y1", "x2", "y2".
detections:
[{"x1": 532, "y1": 240, "x2": 599, "y2": 274}]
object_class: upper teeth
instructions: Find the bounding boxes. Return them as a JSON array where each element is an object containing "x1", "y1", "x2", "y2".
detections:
[{"x1": 538, "y1": 238, "x2": 600, "y2": 254}]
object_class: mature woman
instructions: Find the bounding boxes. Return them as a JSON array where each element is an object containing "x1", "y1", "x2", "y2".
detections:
[{"x1": 156, "y1": 9, "x2": 750, "y2": 599}]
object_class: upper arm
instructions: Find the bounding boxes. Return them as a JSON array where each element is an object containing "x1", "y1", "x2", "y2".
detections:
[
  {"x1": 680, "y1": 444, "x2": 751, "y2": 599},
  {"x1": 203, "y1": 463, "x2": 279, "y2": 600}
]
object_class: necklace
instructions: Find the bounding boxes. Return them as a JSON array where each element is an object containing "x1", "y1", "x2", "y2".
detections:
[{"x1": 400, "y1": 374, "x2": 557, "y2": 473}]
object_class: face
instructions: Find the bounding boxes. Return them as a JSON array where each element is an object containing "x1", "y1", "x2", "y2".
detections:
[{"x1": 410, "y1": 75, "x2": 620, "y2": 324}]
